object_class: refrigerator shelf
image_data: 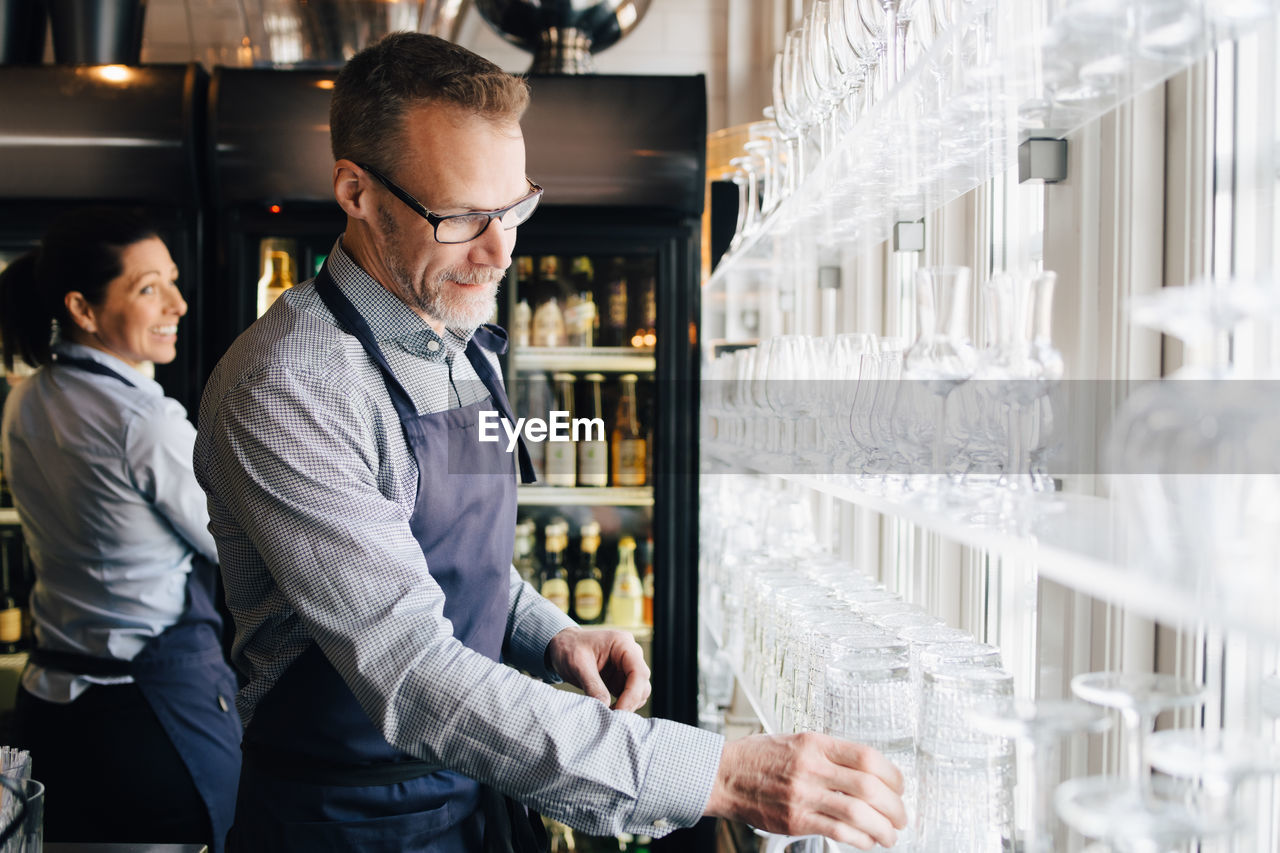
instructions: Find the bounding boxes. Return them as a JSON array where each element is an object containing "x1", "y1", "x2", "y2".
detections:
[
  {"x1": 701, "y1": 442, "x2": 1280, "y2": 642},
  {"x1": 511, "y1": 347, "x2": 656, "y2": 374},
  {"x1": 517, "y1": 486, "x2": 654, "y2": 507}
]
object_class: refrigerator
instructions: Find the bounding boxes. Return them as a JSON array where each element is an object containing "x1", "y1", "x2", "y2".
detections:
[{"x1": 207, "y1": 69, "x2": 710, "y2": 848}]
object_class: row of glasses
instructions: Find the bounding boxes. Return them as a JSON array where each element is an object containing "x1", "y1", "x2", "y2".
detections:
[
  {"x1": 704, "y1": 263, "x2": 1068, "y2": 526},
  {"x1": 714, "y1": 0, "x2": 1273, "y2": 259}
]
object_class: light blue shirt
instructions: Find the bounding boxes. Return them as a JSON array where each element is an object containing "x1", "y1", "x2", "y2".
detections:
[{"x1": 1, "y1": 341, "x2": 218, "y2": 702}]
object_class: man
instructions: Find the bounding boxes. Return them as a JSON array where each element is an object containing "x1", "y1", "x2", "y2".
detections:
[{"x1": 194, "y1": 32, "x2": 906, "y2": 852}]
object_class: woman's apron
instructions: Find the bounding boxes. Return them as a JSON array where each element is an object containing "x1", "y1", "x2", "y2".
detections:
[
  {"x1": 228, "y1": 264, "x2": 544, "y2": 852},
  {"x1": 29, "y1": 354, "x2": 243, "y2": 853}
]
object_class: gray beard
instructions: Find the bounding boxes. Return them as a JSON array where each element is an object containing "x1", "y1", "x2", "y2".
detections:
[{"x1": 378, "y1": 204, "x2": 500, "y2": 330}]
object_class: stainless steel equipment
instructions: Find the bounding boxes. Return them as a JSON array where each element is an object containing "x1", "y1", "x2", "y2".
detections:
[{"x1": 473, "y1": 0, "x2": 652, "y2": 74}]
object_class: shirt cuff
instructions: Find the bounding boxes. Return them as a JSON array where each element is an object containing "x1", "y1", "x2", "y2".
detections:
[
  {"x1": 626, "y1": 719, "x2": 724, "y2": 837},
  {"x1": 508, "y1": 598, "x2": 577, "y2": 682}
]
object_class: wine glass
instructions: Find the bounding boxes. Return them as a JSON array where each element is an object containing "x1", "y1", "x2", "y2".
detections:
[
  {"x1": 968, "y1": 700, "x2": 1111, "y2": 853},
  {"x1": 1057, "y1": 672, "x2": 1228, "y2": 853},
  {"x1": 1147, "y1": 728, "x2": 1280, "y2": 853},
  {"x1": 904, "y1": 266, "x2": 977, "y2": 503}
]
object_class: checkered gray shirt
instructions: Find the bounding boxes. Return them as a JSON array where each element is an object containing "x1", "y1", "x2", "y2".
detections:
[{"x1": 193, "y1": 238, "x2": 722, "y2": 837}]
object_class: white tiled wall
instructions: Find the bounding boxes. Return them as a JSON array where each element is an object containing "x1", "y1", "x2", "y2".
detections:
[{"x1": 135, "y1": 0, "x2": 778, "y2": 132}]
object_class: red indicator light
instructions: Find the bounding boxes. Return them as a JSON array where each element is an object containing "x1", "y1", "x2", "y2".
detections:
[{"x1": 269, "y1": 204, "x2": 282, "y2": 214}]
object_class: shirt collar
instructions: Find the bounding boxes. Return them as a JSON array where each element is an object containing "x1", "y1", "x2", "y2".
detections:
[
  {"x1": 53, "y1": 341, "x2": 164, "y2": 395},
  {"x1": 326, "y1": 237, "x2": 476, "y2": 362}
]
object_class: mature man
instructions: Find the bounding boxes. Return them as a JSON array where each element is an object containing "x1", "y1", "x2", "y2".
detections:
[{"x1": 195, "y1": 32, "x2": 905, "y2": 852}]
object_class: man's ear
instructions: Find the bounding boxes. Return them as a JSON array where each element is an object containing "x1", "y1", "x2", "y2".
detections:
[{"x1": 334, "y1": 160, "x2": 371, "y2": 220}]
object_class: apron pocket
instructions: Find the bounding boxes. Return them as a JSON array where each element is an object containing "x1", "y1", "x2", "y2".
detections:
[{"x1": 269, "y1": 800, "x2": 463, "y2": 853}]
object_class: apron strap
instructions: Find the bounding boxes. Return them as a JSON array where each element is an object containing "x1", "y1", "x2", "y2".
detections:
[
  {"x1": 315, "y1": 261, "x2": 536, "y2": 484},
  {"x1": 52, "y1": 354, "x2": 137, "y2": 387},
  {"x1": 464, "y1": 328, "x2": 537, "y2": 485},
  {"x1": 313, "y1": 262, "x2": 419, "y2": 421}
]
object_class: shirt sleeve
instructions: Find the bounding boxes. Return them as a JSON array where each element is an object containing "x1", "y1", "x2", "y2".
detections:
[
  {"x1": 124, "y1": 397, "x2": 219, "y2": 563},
  {"x1": 202, "y1": 363, "x2": 723, "y2": 838},
  {"x1": 503, "y1": 566, "x2": 575, "y2": 681}
]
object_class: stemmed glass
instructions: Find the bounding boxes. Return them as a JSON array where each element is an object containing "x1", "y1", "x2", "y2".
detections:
[
  {"x1": 1057, "y1": 671, "x2": 1227, "y2": 853},
  {"x1": 727, "y1": 156, "x2": 760, "y2": 253},
  {"x1": 968, "y1": 700, "x2": 1111, "y2": 853},
  {"x1": 1147, "y1": 729, "x2": 1280, "y2": 853},
  {"x1": 904, "y1": 266, "x2": 976, "y2": 502}
]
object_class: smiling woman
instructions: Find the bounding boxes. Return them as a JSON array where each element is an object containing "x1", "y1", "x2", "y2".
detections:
[{"x1": 0, "y1": 208, "x2": 241, "y2": 851}]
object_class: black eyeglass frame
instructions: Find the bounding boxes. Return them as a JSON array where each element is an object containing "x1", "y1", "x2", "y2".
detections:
[{"x1": 356, "y1": 162, "x2": 543, "y2": 244}]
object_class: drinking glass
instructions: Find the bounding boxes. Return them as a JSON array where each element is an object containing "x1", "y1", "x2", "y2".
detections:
[
  {"x1": 968, "y1": 700, "x2": 1111, "y2": 853},
  {"x1": 917, "y1": 666, "x2": 1016, "y2": 853}
]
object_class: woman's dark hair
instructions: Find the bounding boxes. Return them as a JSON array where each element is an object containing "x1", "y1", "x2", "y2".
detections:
[{"x1": 0, "y1": 207, "x2": 158, "y2": 371}]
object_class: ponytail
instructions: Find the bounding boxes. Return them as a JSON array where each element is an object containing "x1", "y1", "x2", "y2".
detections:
[{"x1": 0, "y1": 252, "x2": 53, "y2": 371}]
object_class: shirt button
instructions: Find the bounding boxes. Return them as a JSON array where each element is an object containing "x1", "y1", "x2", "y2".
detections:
[
  {"x1": 218, "y1": 695, "x2": 230, "y2": 712},
  {"x1": 652, "y1": 819, "x2": 670, "y2": 830},
  {"x1": 427, "y1": 340, "x2": 440, "y2": 352}
]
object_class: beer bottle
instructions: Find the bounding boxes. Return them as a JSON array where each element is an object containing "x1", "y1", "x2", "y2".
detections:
[
  {"x1": 539, "y1": 520, "x2": 571, "y2": 614},
  {"x1": 0, "y1": 530, "x2": 23, "y2": 654},
  {"x1": 513, "y1": 519, "x2": 538, "y2": 586},
  {"x1": 257, "y1": 249, "x2": 296, "y2": 317},
  {"x1": 604, "y1": 258, "x2": 629, "y2": 348},
  {"x1": 607, "y1": 536, "x2": 643, "y2": 627},
  {"x1": 522, "y1": 373, "x2": 550, "y2": 481},
  {"x1": 545, "y1": 373, "x2": 577, "y2": 487},
  {"x1": 641, "y1": 536, "x2": 655, "y2": 628},
  {"x1": 611, "y1": 374, "x2": 646, "y2": 487},
  {"x1": 572, "y1": 521, "x2": 605, "y2": 625},
  {"x1": 577, "y1": 374, "x2": 608, "y2": 487}
]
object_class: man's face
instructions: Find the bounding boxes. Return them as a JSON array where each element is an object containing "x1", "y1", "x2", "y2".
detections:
[{"x1": 370, "y1": 102, "x2": 528, "y2": 330}]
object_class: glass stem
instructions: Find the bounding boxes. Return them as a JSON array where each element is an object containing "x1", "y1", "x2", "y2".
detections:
[
  {"x1": 932, "y1": 392, "x2": 949, "y2": 484},
  {"x1": 896, "y1": 18, "x2": 910, "y2": 83},
  {"x1": 1124, "y1": 708, "x2": 1154, "y2": 802},
  {"x1": 885, "y1": 8, "x2": 900, "y2": 91},
  {"x1": 1026, "y1": 739, "x2": 1055, "y2": 853}
]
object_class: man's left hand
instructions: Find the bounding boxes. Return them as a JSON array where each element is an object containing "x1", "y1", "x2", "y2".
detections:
[{"x1": 546, "y1": 627, "x2": 651, "y2": 712}]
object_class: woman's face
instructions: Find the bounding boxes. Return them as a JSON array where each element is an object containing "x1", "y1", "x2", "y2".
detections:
[{"x1": 86, "y1": 237, "x2": 186, "y2": 368}]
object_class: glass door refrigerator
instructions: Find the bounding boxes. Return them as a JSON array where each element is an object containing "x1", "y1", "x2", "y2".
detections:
[
  {"x1": 506, "y1": 74, "x2": 707, "y2": 852},
  {"x1": 205, "y1": 67, "x2": 346, "y2": 375}
]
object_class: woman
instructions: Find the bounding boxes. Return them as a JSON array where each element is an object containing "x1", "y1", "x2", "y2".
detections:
[{"x1": 0, "y1": 208, "x2": 240, "y2": 851}]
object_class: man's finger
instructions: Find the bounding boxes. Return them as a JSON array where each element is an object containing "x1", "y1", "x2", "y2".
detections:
[
  {"x1": 826, "y1": 740, "x2": 905, "y2": 797},
  {"x1": 612, "y1": 668, "x2": 650, "y2": 712}
]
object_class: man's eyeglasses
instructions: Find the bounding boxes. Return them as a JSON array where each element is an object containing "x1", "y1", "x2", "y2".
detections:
[{"x1": 357, "y1": 162, "x2": 543, "y2": 244}]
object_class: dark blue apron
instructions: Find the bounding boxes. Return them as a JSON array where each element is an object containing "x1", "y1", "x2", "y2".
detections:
[
  {"x1": 30, "y1": 353, "x2": 244, "y2": 853},
  {"x1": 227, "y1": 265, "x2": 542, "y2": 853}
]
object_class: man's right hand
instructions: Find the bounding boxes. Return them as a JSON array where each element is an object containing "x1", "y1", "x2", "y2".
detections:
[{"x1": 702, "y1": 733, "x2": 908, "y2": 850}]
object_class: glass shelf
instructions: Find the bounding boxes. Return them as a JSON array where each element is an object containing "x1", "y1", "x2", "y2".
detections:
[
  {"x1": 517, "y1": 485, "x2": 654, "y2": 507},
  {"x1": 708, "y1": 1, "x2": 1257, "y2": 289},
  {"x1": 701, "y1": 442, "x2": 1279, "y2": 643},
  {"x1": 512, "y1": 347, "x2": 656, "y2": 374}
]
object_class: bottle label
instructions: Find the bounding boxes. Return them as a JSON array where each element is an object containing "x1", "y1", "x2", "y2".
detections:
[
  {"x1": 615, "y1": 439, "x2": 647, "y2": 486},
  {"x1": 0, "y1": 607, "x2": 20, "y2": 644},
  {"x1": 544, "y1": 442, "x2": 576, "y2": 487},
  {"x1": 531, "y1": 299, "x2": 565, "y2": 347},
  {"x1": 541, "y1": 579, "x2": 570, "y2": 613},
  {"x1": 577, "y1": 441, "x2": 608, "y2": 487},
  {"x1": 574, "y1": 579, "x2": 604, "y2": 622}
]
